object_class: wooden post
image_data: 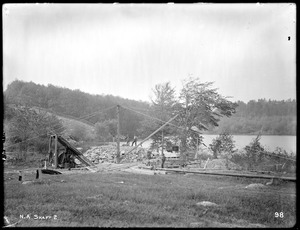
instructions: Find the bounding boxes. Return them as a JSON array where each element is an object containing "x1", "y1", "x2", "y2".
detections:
[
  {"x1": 48, "y1": 136, "x2": 52, "y2": 155},
  {"x1": 18, "y1": 171, "x2": 23, "y2": 181},
  {"x1": 195, "y1": 136, "x2": 199, "y2": 159},
  {"x1": 204, "y1": 158, "x2": 209, "y2": 169},
  {"x1": 54, "y1": 135, "x2": 58, "y2": 169},
  {"x1": 116, "y1": 105, "x2": 121, "y2": 163},
  {"x1": 35, "y1": 168, "x2": 43, "y2": 180},
  {"x1": 181, "y1": 95, "x2": 189, "y2": 164},
  {"x1": 161, "y1": 130, "x2": 164, "y2": 155}
]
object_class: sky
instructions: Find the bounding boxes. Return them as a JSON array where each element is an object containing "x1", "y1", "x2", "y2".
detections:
[{"x1": 2, "y1": 3, "x2": 296, "y2": 103}]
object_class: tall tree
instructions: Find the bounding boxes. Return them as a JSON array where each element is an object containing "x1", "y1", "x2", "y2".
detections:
[
  {"x1": 139, "y1": 82, "x2": 177, "y2": 150},
  {"x1": 5, "y1": 106, "x2": 65, "y2": 159},
  {"x1": 95, "y1": 119, "x2": 118, "y2": 142},
  {"x1": 175, "y1": 77, "x2": 237, "y2": 159}
]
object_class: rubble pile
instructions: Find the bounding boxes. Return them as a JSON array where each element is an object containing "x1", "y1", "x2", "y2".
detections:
[
  {"x1": 83, "y1": 144, "x2": 148, "y2": 164},
  {"x1": 206, "y1": 159, "x2": 242, "y2": 170}
]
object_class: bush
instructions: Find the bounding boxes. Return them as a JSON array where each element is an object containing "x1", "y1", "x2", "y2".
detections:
[
  {"x1": 209, "y1": 132, "x2": 236, "y2": 159},
  {"x1": 4, "y1": 105, "x2": 65, "y2": 163},
  {"x1": 70, "y1": 124, "x2": 88, "y2": 142},
  {"x1": 95, "y1": 120, "x2": 117, "y2": 142},
  {"x1": 243, "y1": 134, "x2": 265, "y2": 170}
]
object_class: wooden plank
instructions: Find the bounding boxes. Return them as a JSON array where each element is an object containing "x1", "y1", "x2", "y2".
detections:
[
  {"x1": 54, "y1": 135, "x2": 58, "y2": 169},
  {"x1": 56, "y1": 136, "x2": 95, "y2": 167},
  {"x1": 154, "y1": 167, "x2": 296, "y2": 181}
]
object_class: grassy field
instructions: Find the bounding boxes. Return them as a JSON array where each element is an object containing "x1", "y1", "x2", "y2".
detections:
[{"x1": 4, "y1": 169, "x2": 296, "y2": 227}]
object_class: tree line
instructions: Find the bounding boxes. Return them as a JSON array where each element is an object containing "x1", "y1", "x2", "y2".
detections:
[
  {"x1": 4, "y1": 80, "x2": 296, "y2": 140},
  {"x1": 4, "y1": 80, "x2": 150, "y2": 138},
  {"x1": 209, "y1": 99, "x2": 296, "y2": 135}
]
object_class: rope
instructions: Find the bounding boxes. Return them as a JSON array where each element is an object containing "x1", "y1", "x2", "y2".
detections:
[
  {"x1": 258, "y1": 151, "x2": 296, "y2": 162},
  {"x1": 4, "y1": 106, "x2": 117, "y2": 149},
  {"x1": 121, "y1": 105, "x2": 183, "y2": 131},
  {"x1": 121, "y1": 105, "x2": 205, "y2": 137},
  {"x1": 5, "y1": 127, "x2": 61, "y2": 149},
  {"x1": 120, "y1": 105, "x2": 152, "y2": 113},
  {"x1": 6, "y1": 98, "x2": 116, "y2": 126},
  {"x1": 78, "y1": 105, "x2": 117, "y2": 120}
]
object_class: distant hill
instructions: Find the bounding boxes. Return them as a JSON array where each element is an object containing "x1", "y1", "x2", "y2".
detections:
[
  {"x1": 30, "y1": 106, "x2": 97, "y2": 140},
  {"x1": 4, "y1": 80, "x2": 151, "y2": 137},
  {"x1": 208, "y1": 99, "x2": 296, "y2": 135},
  {"x1": 4, "y1": 80, "x2": 296, "y2": 136}
]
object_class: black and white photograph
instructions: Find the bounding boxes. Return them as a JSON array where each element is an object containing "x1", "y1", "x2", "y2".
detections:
[{"x1": 2, "y1": 3, "x2": 296, "y2": 228}]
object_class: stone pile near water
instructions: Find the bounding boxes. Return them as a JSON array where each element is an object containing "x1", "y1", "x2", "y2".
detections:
[
  {"x1": 205, "y1": 159, "x2": 242, "y2": 170},
  {"x1": 83, "y1": 144, "x2": 148, "y2": 164}
]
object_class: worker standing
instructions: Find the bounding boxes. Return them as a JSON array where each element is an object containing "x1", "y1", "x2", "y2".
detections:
[
  {"x1": 132, "y1": 135, "x2": 138, "y2": 146},
  {"x1": 161, "y1": 153, "x2": 166, "y2": 168},
  {"x1": 126, "y1": 135, "x2": 130, "y2": 145},
  {"x1": 147, "y1": 150, "x2": 152, "y2": 160}
]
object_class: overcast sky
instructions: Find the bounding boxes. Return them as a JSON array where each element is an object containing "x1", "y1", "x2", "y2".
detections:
[{"x1": 2, "y1": 3, "x2": 296, "y2": 103}]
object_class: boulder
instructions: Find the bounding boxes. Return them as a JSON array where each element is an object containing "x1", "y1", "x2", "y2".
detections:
[
  {"x1": 196, "y1": 201, "x2": 219, "y2": 207},
  {"x1": 245, "y1": 183, "x2": 266, "y2": 189}
]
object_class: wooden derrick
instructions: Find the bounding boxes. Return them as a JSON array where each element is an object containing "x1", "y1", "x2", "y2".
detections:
[{"x1": 48, "y1": 135, "x2": 95, "y2": 169}]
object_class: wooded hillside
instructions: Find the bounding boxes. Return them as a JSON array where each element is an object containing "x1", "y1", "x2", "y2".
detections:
[
  {"x1": 210, "y1": 99, "x2": 296, "y2": 135},
  {"x1": 4, "y1": 80, "x2": 296, "y2": 136},
  {"x1": 4, "y1": 80, "x2": 150, "y2": 138}
]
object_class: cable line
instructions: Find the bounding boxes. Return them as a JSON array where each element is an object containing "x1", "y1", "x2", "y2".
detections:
[
  {"x1": 4, "y1": 106, "x2": 116, "y2": 149},
  {"x1": 121, "y1": 105, "x2": 204, "y2": 136},
  {"x1": 6, "y1": 98, "x2": 116, "y2": 126},
  {"x1": 5, "y1": 123, "x2": 64, "y2": 149},
  {"x1": 120, "y1": 105, "x2": 152, "y2": 113},
  {"x1": 78, "y1": 105, "x2": 117, "y2": 120},
  {"x1": 121, "y1": 105, "x2": 183, "y2": 131}
]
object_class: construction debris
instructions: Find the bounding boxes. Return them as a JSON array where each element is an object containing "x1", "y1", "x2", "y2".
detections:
[
  {"x1": 205, "y1": 159, "x2": 242, "y2": 170},
  {"x1": 41, "y1": 169, "x2": 62, "y2": 175},
  {"x1": 83, "y1": 144, "x2": 148, "y2": 164},
  {"x1": 123, "y1": 166, "x2": 166, "y2": 175}
]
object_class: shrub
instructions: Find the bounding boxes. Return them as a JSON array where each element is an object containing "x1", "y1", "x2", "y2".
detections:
[
  {"x1": 70, "y1": 124, "x2": 88, "y2": 142},
  {"x1": 243, "y1": 134, "x2": 265, "y2": 170},
  {"x1": 5, "y1": 106, "x2": 65, "y2": 161},
  {"x1": 209, "y1": 132, "x2": 237, "y2": 159}
]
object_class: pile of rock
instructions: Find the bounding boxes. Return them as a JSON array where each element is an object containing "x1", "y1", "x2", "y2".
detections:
[
  {"x1": 205, "y1": 159, "x2": 242, "y2": 170},
  {"x1": 120, "y1": 147, "x2": 147, "y2": 163},
  {"x1": 83, "y1": 144, "x2": 148, "y2": 164}
]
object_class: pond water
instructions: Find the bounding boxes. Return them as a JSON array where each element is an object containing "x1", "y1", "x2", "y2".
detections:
[
  {"x1": 201, "y1": 135, "x2": 296, "y2": 154},
  {"x1": 139, "y1": 135, "x2": 296, "y2": 154}
]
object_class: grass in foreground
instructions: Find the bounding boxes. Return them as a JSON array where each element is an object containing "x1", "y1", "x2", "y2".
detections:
[{"x1": 4, "y1": 170, "x2": 296, "y2": 227}]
